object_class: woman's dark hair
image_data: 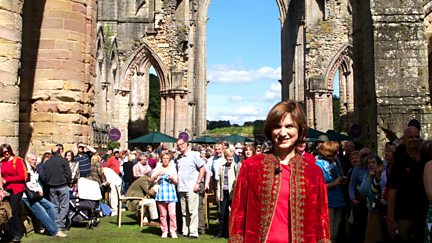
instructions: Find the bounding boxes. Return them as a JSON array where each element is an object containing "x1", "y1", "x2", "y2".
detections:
[
  {"x1": 365, "y1": 154, "x2": 383, "y2": 165},
  {"x1": 41, "y1": 152, "x2": 52, "y2": 162},
  {"x1": 264, "y1": 100, "x2": 307, "y2": 145},
  {"x1": 64, "y1": 150, "x2": 75, "y2": 162},
  {"x1": 0, "y1": 144, "x2": 15, "y2": 156}
]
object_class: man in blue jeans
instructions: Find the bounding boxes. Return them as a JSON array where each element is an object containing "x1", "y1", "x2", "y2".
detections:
[
  {"x1": 23, "y1": 152, "x2": 67, "y2": 237},
  {"x1": 41, "y1": 146, "x2": 72, "y2": 231}
]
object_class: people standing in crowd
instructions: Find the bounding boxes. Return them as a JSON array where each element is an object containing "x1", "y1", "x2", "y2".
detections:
[
  {"x1": 86, "y1": 154, "x2": 106, "y2": 186},
  {"x1": 198, "y1": 150, "x2": 211, "y2": 236},
  {"x1": 209, "y1": 143, "x2": 227, "y2": 178},
  {"x1": 133, "y1": 153, "x2": 152, "y2": 179},
  {"x1": 383, "y1": 141, "x2": 396, "y2": 176},
  {"x1": 348, "y1": 147, "x2": 371, "y2": 243},
  {"x1": 65, "y1": 150, "x2": 79, "y2": 197},
  {"x1": 0, "y1": 144, "x2": 26, "y2": 242},
  {"x1": 75, "y1": 143, "x2": 96, "y2": 178},
  {"x1": 40, "y1": 146, "x2": 72, "y2": 231},
  {"x1": 122, "y1": 152, "x2": 135, "y2": 195},
  {"x1": 229, "y1": 100, "x2": 330, "y2": 242},
  {"x1": 150, "y1": 151, "x2": 178, "y2": 238},
  {"x1": 316, "y1": 141, "x2": 346, "y2": 243},
  {"x1": 359, "y1": 154, "x2": 387, "y2": 243},
  {"x1": 387, "y1": 126, "x2": 428, "y2": 241},
  {"x1": 215, "y1": 149, "x2": 237, "y2": 238},
  {"x1": 22, "y1": 152, "x2": 67, "y2": 238},
  {"x1": 176, "y1": 138, "x2": 205, "y2": 239},
  {"x1": 37, "y1": 152, "x2": 52, "y2": 175},
  {"x1": 56, "y1": 144, "x2": 64, "y2": 157},
  {"x1": 104, "y1": 148, "x2": 121, "y2": 176},
  {"x1": 340, "y1": 141, "x2": 354, "y2": 176}
]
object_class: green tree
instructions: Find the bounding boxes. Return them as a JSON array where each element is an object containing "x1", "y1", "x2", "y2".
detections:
[
  {"x1": 148, "y1": 74, "x2": 160, "y2": 131},
  {"x1": 333, "y1": 95, "x2": 341, "y2": 132}
]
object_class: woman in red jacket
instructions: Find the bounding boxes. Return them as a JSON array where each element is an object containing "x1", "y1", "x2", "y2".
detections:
[
  {"x1": 1, "y1": 144, "x2": 26, "y2": 242},
  {"x1": 229, "y1": 100, "x2": 330, "y2": 243}
]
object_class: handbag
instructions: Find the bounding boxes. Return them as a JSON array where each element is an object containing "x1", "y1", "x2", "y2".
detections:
[{"x1": 24, "y1": 186, "x2": 42, "y2": 204}]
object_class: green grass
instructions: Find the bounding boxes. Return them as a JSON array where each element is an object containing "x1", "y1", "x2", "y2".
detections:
[{"x1": 23, "y1": 210, "x2": 226, "y2": 242}]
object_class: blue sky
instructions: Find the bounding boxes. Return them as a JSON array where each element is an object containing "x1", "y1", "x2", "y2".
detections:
[{"x1": 206, "y1": 0, "x2": 282, "y2": 125}]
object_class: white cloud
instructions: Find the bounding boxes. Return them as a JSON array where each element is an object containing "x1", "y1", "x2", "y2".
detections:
[
  {"x1": 229, "y1": 96, "x2": 244, "y2": 102},
  {"x1": 208, "y1": 65, "x2": 281, "y2": 84},
  {"x1": 262, "y1": 83, "x2": 281, "y2": 101}
]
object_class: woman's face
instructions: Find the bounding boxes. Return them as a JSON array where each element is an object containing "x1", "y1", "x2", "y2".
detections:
[
  {"x1": 65, "y1": 152, "x2": 72, "y2": 162},
  {"x1": 28, "y1": 156, "x2": 37, "y2": 168},
  {"x1": 384, "y1": 146, "x2": 394, "y2": 162},
  {"x1": 161, "y1": 155, "x2": 170, "y2": 167},
  {"x1": 271, "y1": 113, "x2": 299, "y2": 152},
  {"x1": 1, "y1": 148, "x2": 11, "y2": 160},
  {"x1": 244, "y1": 148, "x2": 253, "y2": 158},
  {"x1": 226, "y1": 155, "x2": 234, "y2": 165},
  {"x1": 367, "y1": 158, "x2": 377, "y2": 172},
  {"x1": 350, "y1": 155, "x2": 360, "y2": 167}
]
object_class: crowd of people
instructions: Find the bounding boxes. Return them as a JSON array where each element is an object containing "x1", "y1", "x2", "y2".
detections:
[{"x1": 0, "y1": 100, "x2": 431, "y2": 243}]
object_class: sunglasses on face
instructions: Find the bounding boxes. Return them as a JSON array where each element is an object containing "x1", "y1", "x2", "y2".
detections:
[{"x1": 2, "y1": 150, "x2": 10, "y2": 155}]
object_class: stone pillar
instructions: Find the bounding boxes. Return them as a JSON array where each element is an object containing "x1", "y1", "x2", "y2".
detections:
[
  {"x1": 372, "y1": 0, "x2": 432, "y2": 152},
  {"x1": 195, "y1": 0, "x2": 208, "y2": 135},
  {"x1": 160, "y1": 94, "x2": 167, "y2": 134},
  {"x1": 0, "y1": 0, "x2": 23, "y2": 151},
  {"x1": 20, "y1": 0, "x2": 97, "y2": 154},
  {"x1": 165, "y1": 93, "x2": 175, "y2": 137}
]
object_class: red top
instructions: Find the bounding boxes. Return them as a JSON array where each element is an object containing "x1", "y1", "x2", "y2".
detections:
[
  {"x1": 229, "y1": 153, "x2": 330, "y2": 243},
  {"x1": 104, "y1": 156, "x2": 121, "y2": 175},
  {"x1": 1, "y1": 156, "x2": 26, "y2": 194},
  {"x1": 267, "y1": 164, "x2": 290, "y2": 243}
]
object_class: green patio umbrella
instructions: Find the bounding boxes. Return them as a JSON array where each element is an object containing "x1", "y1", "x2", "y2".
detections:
[
  {"x1": 189, "y1": 136, "x2": 218, "y2": 144},
  {"x1": 126, "y1": 132, "x2": 177, "y2": 143},
  {"x1": 306, "y1": 127, "x2": 325, "y2": 140},
  {"x1": 325, "y1": 130, "x2": 352, "y2": 141},
  {"x1": 222, "y1": 134, "x2": 253, "y2": 143}
]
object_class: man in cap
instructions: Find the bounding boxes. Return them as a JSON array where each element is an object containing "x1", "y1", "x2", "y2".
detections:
[{"x1": 75, "y1": 143, "x2": 96, "y2": 178}]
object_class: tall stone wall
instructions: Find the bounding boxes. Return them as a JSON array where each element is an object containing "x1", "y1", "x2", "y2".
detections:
[
  {"x1": 20, "y1": 0, "x2": 97, "y2": 154},
  {"x1": 371, "y1": 0, "x2": 432, "y2": 151},
  {"x1": 0, "y1": 1, "x2": 24, "y2": 152}
]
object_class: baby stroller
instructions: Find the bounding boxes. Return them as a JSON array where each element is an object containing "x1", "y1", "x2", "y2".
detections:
[{"x1": 66, "y1": 178, "x2": 102, "y2": 229}]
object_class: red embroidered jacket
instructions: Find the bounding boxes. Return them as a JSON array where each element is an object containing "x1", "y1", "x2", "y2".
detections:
[{"x1": 229, "y1": 153, "x2": 330, "y2": 243}]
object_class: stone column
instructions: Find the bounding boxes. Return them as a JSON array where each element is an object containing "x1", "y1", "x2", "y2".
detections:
[
  {"x1": 0, "y1": 0, "x2": 23, "y2": 151},
  {"x1": 165, "y1": 93, "x2": 175, "y2": 137},
  {"x1": 20, "y1": 0, "x2": 97, "y2": 154},
  {"x1": 160, "y1": 94, "x2": 167, "y2": 134},
  {"x1": 195, "y1": 0, "x2": 209, "y2": 135}
]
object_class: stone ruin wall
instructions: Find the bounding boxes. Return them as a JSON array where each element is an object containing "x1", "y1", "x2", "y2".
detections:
[
  {"x1": 97, "y1": 0, "x2": 193, "y2": 145},
  {"x1": 372, "y1": 0, "x2": 432, "y2": 152},
  {"x1": 305, "y1": 0, "x2": 352, "y2": 131},
  {"x1": 16, "y1": 0, "x2": 97, "y2": 155},
  {"x1": 0, "y1": 0, "x2": 24, "y2": 151}
]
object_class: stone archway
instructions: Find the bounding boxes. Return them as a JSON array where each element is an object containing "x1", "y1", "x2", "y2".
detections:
[
  {"x1": 115, "y1": 42, "x2": 189, "y2": 144},
  {"x1": 324, "y1": 44, "x2": 354, "y2": 132}
]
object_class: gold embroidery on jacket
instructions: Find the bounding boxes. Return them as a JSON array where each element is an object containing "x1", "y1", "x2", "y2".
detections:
[
  {"x1": 289, "y1": 155, "x2": 306, "y2": 243},
  {"x1": 259, "y1": 154, "x2": 280, "y2": 242}
]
